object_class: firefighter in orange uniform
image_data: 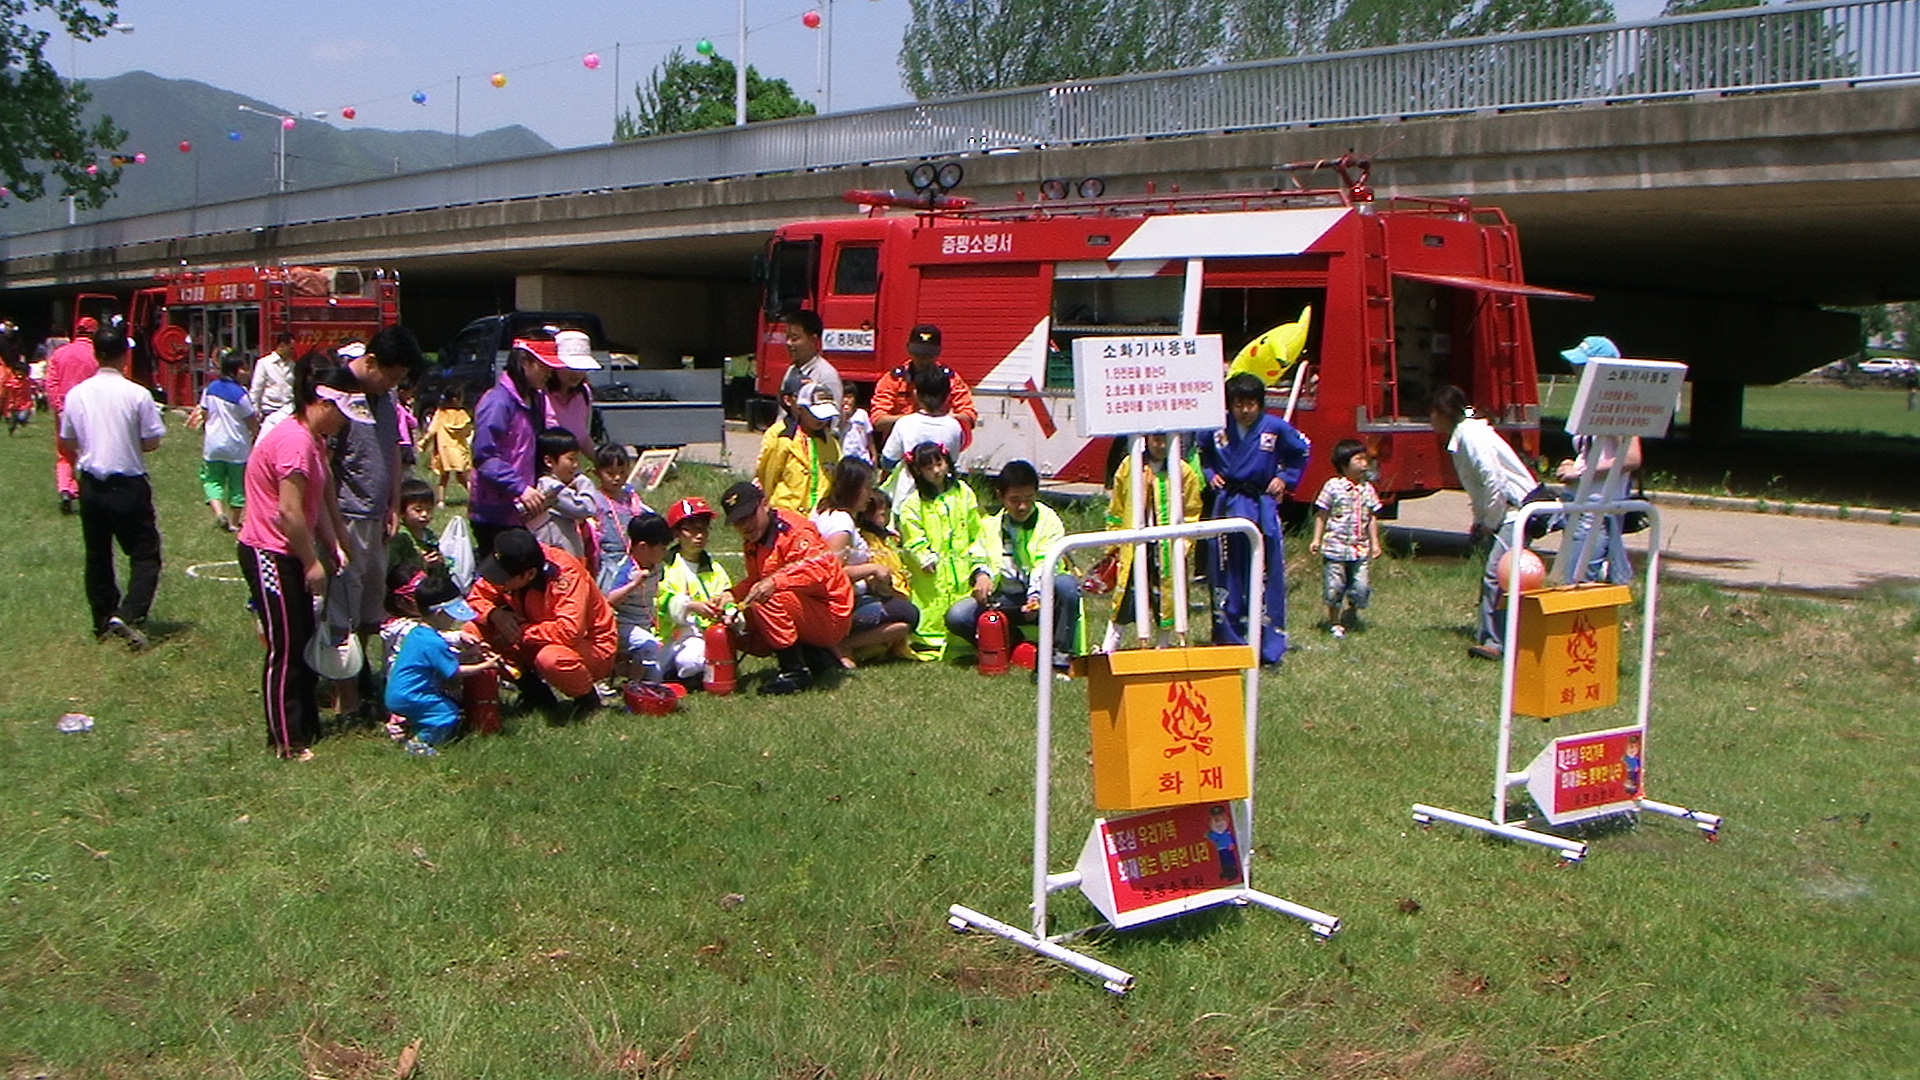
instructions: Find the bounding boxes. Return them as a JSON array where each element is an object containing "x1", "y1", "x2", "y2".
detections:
[
  {"x1": 868, "y1": 324, "x2": 977, "y2": 444},
  {"x1": 467, "y1": 527, "x2": 618, "y2": 717},
  {"x1": 718, "y1": 481, "x2": 855, "y2": 695}
]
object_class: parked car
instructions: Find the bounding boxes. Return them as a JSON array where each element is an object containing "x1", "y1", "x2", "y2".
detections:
[{"x1": 1856, "y1": 357, "x2": 1917, "y2": 381}]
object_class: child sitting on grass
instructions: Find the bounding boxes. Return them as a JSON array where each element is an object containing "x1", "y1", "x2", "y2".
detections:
[
  {"x1": 607, "y1": 513, "x2": 672, "y2": 684},
  {"x1": 896, "y1": 441, "x2": 987, "y2": 659},
  {"x1": 1309, "y1": 439, "x2": 1383, "y2": 638},
  {"x1": 526, "y1": 427, "x2": 595, "y2": 561},
  {"x1": 657, "y1": 497, "x2": 733, "y2": 686},
  {"x1": 380, "y1": 567, "x2": 501, "y2": 756}
]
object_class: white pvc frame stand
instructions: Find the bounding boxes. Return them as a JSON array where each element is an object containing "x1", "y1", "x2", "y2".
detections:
[
  {"x1": 1411, "y1": 491, "x2": 1723, "y2": 863},
  {"x1": 948, "y1": 518, "x2": 1341, "y2": 995}
]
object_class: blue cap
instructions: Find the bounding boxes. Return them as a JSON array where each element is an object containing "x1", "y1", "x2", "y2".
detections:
[
  {"x1": 1560, "y1": 335, "x2": 1621, "y2": 366},
  {"x1": 430, "y1": 595, "x2": 478, "y2": 623}
]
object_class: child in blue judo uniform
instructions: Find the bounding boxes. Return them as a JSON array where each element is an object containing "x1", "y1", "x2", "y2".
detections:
[{"x1": 1203, "y1": 373, "x2": 1310, "y2": 664}]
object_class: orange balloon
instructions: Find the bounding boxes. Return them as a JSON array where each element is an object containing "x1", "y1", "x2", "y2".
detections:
[
  {"x1": 1496, "y1": 548, "x2": 1547, "y2": 593},
  {"x1": 490, "y1": 72, "x2": 507, "y2": 89}
]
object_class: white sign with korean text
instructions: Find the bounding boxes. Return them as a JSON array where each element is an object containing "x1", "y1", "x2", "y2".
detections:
[
  {"x1": 1566, "y1": 358, "x2": 1689, "y2": 438},
  {"x1": 821, "y1": 328, "x2": 875, "y2": 353},
  {"x1": 1071, "y1": 335, "x2": 1226, "y2": 438}
]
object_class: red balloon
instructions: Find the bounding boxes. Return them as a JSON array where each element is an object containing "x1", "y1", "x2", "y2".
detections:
[
  {"x1": 179, "y1": 141, "x2": 192, "y2": 153},
  {"x1": 1496, "y1": 548, "x2": 1548, "y2": 594},
  {"x1": 802, "y1": 9, "x2": 821, "y2": 27},
  {"x1": 341, "y1": 106, "x2": 356, "y2": 120}
]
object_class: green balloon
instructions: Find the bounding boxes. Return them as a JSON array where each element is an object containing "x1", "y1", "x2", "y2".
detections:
[{"x1": 695, "y1": 38, "x2": 714, "y2": 56}]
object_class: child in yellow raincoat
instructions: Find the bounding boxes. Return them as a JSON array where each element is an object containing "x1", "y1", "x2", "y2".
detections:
[
  {"x1": 1100, "y1": 432, "x2": 1204, "y2": 651},
  {"x1": 894, "y1": 441, "x2": 987, "y2": 658}
]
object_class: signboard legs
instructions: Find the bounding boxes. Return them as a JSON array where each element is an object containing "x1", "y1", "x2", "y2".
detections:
[
  {"x1": 1411, "y1": 501, "x2": 1723, "y2": 862},
  {"x1": 948, "y1": 519, "x2": 1339, "y2": 995}
]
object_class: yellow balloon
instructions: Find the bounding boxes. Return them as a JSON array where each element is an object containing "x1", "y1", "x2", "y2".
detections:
[
  {"x1": 1227, "y1": 305, "x2": 1313, "y2": 386},
  {"x1": 490, "y1": 72, "x2": 508, "y2": 89}
]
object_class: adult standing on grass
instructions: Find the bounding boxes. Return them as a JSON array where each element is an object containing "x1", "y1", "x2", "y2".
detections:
[
  {"x1": 45, "y1": 316, "x2": 100, "y2": 514},
  {"x1": 780, "y1": 309, "x2": 843, "y2": 433},
  {"x1": 543, "y1": 330, "x2": 600, "y2": 450},
  {"x1": 466, "y1": 526, "x2": 618, "y2": 720},
  {"x1": 58, "y1": 327, "x2": 165, "y2": 651},
  {"x1": 238, "y1": 364, "x2": 367, "y2": 760},
  {"x1": 1430, "y1": 383, "x2": 1540, "y2": 662},
  {"x1": 324, "y1": 329, "x2": 427, "y2": 721},
  {"x1": 250, "y1": 331, "x2": 297, "y2": 437},
  {"x1": 471, "y1": 338, "x2": 562, "y2": 557}
]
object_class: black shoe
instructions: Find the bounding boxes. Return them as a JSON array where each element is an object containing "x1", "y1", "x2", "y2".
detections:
[
  {"x1": 800, "y1": 644, "x2": 840, "y2": 676},
  {"x1": 514, "y1": 676, "x2": 558, "y2": 710},
  {"x1": 1467, "y1": 643, "x2": 1504, "y2": 662},
  {"x1": 60, "y1": 494, "x2": 75, "y2": 515},
  {"x1": 758, "y1": 668, "x2": 814, "y2": 696}
]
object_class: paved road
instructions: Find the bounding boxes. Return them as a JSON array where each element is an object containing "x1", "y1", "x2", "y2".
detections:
[{"x1": 680, "y1": 429, "x2": 1920, "y2": 598}]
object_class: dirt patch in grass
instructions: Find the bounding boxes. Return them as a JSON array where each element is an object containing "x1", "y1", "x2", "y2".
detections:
[
  {"x1": 933, "y1": 947, "x2": 1053, "y2": 998},
  {"x1": 1313, "y1": 1037, "x2": 1502, "y2": 1080},
  {"x1": 1798, "y1": 978, "x2": 1857, "y2": 1019}
]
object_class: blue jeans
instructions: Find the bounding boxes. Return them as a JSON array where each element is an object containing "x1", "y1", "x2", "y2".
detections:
[{"x1": 945, "y1": 575, "x2": 1081, "y2": 664}]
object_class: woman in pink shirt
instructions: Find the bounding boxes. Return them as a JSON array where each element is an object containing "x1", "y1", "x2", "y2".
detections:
[{"x1": 237, "y1": 362, "x2": 371, "y2": 759}]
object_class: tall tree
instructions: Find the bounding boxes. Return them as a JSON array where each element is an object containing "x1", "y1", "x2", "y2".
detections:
[
  {"x1": 0, "y1": 0, "x2": 126, "y2": 207},
  {"x1": 614, "y1": 49, "x2": 815, "y2": 140},
  {"x1": 899, "y1": 0, "x2": 1229, "y2": 100},
  {"x1": 1627, "y1": 0, "x2": 1854, "y2": 96}
]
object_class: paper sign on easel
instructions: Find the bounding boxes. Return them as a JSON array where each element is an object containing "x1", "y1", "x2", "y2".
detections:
[
  {"x1": 1074, "y1": 802, "x2": 1247, "y2": 929},
  {"x1": 1525, "y1": 725, "x2": 1647, "y2": 825}
]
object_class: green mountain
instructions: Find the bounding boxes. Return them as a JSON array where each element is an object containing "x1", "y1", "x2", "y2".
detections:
[{"x1": 0, "y1": 70, "x2": 553, "y2": 232}]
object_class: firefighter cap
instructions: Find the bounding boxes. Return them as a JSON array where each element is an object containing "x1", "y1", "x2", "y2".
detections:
[
  {"x1": 720, "y1": 481, "x2": 765, "y2": 524},
  {"x1": 666, "y1": 496, "x2": 715, "y2": 528},
  {"x1": 906, "y1": 324, "x2": 943, "y2": 359}
]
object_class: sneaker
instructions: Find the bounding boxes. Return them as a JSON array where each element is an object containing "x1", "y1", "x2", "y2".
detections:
[
  {"x1": 104, "y1": 616, "x2": 149, "y2": 652},
  {"x1": 1467, "y1": 643, "x2": 1504, "y2": 661},
  {"x1": 404, "y1": 739, "x2": 438, "y2": 756},
  {"x1": 758, "y1": 668, "x2": 814, "y2": 696},
  {"x1": 385, "y1": 715, "x2": 409, "y2": 741},
  {"x1": 1330, "y1": 624, "x2": 1346, "y2": 639}
]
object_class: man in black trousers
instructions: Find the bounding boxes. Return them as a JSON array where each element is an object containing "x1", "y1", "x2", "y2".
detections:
[{"x1": 57, "y1": 328, "x2": 166, "y2": 650}]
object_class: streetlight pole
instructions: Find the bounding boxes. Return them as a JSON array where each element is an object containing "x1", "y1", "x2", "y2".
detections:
[
  {"x1": 236, "y1": 105, "x2": 323, "y2": 193},
  {"x1": 735, "y1": 0, "x2": 748, "y2": 127}
]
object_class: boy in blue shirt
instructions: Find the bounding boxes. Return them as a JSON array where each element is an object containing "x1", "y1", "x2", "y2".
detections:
[
  {"x1": 381, "y1": 569, "x2": 502, "y2": 755},
  {"x1": 1202, "y1": 373, "x2": 1310, "y2": 664}
]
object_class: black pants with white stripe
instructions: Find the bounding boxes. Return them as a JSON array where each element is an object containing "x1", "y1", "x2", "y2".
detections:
[{"x1": 239, "y1": 543, "x2": 320, "y2": 757}]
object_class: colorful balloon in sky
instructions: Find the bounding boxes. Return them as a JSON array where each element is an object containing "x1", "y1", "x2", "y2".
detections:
[
  {"x1": 178, "y1": 141, "x2": 191, "y2": 153},
  {"x1": 341, "y1": 106, "x2": 356, "y2": 120},
  {"x1": 412, "y1": 90, "x2": 428, "y2": 105},
  {"x1": 583, "y1": 53, "x2": 601, "y2": 69},
  {"x1": 802, "y1": 10, "x2": 821, "y2": 27},
  {"x1": 133, "y1": 152, "x2": 146, "y2": 164},
  {"x1": 280, "y1": 117, "x2": 295, "y2": 130},
  {"x1": 695, "y1": 38, "x2": 714, "y2": 56},
  {"x1": 490, "y1": 72, "x2": 507, "y2": 88},
  {"x1": 228, "y1": 130, "x2": 242, "y2": 141}
]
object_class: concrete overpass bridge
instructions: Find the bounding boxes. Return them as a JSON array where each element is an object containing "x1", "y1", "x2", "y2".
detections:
[{"x1": 5, "y1": 0, "x2": 1918, "y2": 430}]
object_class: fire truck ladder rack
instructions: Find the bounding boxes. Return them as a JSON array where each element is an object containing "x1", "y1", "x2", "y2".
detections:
[
  {"x1": 947, "y1": 518, "x2": 1340, "y2": 996},
  {"x1": 1410, "y1": 500, "x2": 1723, "y2": 863}
]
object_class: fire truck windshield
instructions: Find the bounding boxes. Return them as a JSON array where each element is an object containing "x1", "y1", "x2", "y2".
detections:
[{"x1": 763, "y1": 238, "x2": 819, "y2": 320}]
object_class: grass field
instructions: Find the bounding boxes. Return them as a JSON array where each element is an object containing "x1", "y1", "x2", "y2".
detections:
[
  {"x1": 1539, "y1": 378, "x2": 1920, "y2": 509},
  {"x1": 2, "y1": 412, "x2": 1916, "y2": 1079}
]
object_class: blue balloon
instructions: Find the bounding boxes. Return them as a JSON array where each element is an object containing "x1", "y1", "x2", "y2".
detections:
[
  {"x1": 412, "y1": 90, "x2": 428, "y2": 105},
  {"x1": 228, "y1": 130, "x2": 242, "y2": 141}
]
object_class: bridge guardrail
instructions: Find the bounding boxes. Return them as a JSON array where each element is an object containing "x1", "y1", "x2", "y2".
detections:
[{"x1": 5, "y1": 0, "x2": 1917, "y2": 260}]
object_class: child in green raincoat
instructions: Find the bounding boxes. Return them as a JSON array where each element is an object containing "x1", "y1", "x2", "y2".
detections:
[{"x1": 894, "y1": 441, "x2": 987, "y2": 658}]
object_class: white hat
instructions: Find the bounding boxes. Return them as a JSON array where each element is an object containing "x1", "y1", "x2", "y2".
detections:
[
  {"x1": 554, "y1": 329, "x2": 600, "y2": 371},
  {"x1": 799, "y1": 380, "x2": 839, "y2": 422}
]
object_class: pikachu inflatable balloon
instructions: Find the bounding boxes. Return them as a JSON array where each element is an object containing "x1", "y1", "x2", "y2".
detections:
[{"x1": 1226, "y1": 306, "x2": 1313, "y2": 386}]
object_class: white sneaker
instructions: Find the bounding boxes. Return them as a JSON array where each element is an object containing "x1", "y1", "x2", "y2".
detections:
[{"x1": 1330, "y1": 625, "x2": 1346, "y2": 639}]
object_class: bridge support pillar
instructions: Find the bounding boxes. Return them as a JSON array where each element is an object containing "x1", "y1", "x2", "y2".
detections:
[{"x1": 1687, "y1": 380, "x2": 1744, "y2": 447}]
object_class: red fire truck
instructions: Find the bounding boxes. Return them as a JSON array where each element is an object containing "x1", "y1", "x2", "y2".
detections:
[
  {"x1": 71, "y1": 265, "x2": 400, "y2": 405},
  {"x1": 755, "y1": 160, "x2": 1581, "y2": 503}
]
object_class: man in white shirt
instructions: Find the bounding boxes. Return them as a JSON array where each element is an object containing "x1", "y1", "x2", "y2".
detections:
[
  {"x1": 1430, "y1": 383, "x2": 1538, "y2": 661},
  {"x1": 250, "y1": 331, "x2": 296, "y2": 437},
  {"x1": 782, "y1": 309, "x2": 843, "y2": 434},
  {"x1": 58, "y1": 329, "x2": 167, "y2": 650}
]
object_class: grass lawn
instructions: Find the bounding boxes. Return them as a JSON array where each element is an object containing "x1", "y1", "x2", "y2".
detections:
[
  {"x1": 2, "y1": 411, "x2": 1915, "y2": 1079},
  {"x1": 1539, "y1": 379, "x2": 1920, "y2": 509}
]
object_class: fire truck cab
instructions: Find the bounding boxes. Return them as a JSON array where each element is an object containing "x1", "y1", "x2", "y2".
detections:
[{"x1": 755, "y1": 163, "x2": 1578, "y2": 503}]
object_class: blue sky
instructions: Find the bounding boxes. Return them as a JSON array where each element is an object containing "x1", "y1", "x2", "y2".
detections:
[{"x1": 53, "y1": 0, "x2": 1670, "y2": 150}]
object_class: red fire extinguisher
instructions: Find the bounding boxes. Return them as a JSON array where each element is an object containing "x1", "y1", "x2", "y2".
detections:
[
  {"x1": 463, "y1": 666, "x2": 502, "y2": 735},
  {"x1": 703, "y1": 619, "x2": 737, "y2": 696},
  {"x1": 977, "y1": 606, "x2": 1010, "y2": 676}
]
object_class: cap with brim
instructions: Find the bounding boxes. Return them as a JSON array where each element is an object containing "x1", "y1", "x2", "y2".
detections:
[
  {"x1": 800, "y1": 380, "x2": 840, "y2": 422},
  {"x1": 476, "y1": 527, "x2": 545, "y2": 586},
  {"x1": 906, "y1": 324, "x2": 942, "y2": 359},
  {"x1": 511, "y1": 338, "x2": 567, "y2": 369},
  {"x1": 1560, "y1": 335, "x2": 1621, "y2": 366},
  {"x1": 666, "y1": 496, "x2": 715, "y2": 528},
  {"x1": 554, "y1": 329, "x2": 601, "y2": 371},
  {"x1": 304, "y1": 628, "x2": 365, "y2": 681},
  {"x1": 76, "y1": 316, "x2": 99, "y2": 333},
  {"x1": 314, "y1": 385, "x2": 376, "y2": 424},
  {"x1": 720, "y1": 481, "x2": 764, "y2": 524},
  {"x1": 430, "y1": 595, "x2": 478, "y2": 622},
  {"x1": 336, "y1": 341, "x2": 367, "y2": 361}
]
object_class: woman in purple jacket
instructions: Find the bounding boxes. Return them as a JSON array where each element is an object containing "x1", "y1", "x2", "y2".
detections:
[{"x1": 470, "y1": 339, "x2": 562, "y2": 557}]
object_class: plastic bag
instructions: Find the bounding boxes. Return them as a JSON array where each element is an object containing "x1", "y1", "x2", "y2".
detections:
[{"x1": 439, "y1": 514, "x2": 477, "y2": 592}]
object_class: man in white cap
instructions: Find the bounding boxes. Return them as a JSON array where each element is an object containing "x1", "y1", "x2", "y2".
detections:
[{"x1": 545, "y1": 328, "x2": 600, "y2": 451}]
